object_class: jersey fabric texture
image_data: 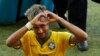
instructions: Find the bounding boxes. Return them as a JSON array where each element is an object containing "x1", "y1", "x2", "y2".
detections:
[{"x1": 20, "y1": 30, "x2": 72, "y2": 56}]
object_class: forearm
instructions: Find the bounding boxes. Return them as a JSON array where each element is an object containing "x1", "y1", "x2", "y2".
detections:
[
  {"x1": 57, "y1": 17, "x2": 88, "y2": 41},
  {"x1": 6, "y1": 26, "x2": 28, "y2": 47}
]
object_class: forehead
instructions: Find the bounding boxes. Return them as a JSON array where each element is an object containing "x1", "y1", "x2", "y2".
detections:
[
  {"x1": 37, "y1": 23, "x2": 48, "y2": 26},
  {"x1": 35, "y1": 16, "x2": 48, "y2": 26},
  {"x1": 40, "y1": 16, "x2": 47, "y2": 22},
  {"x1": 34, "y1": 23, "x2": 48, "y2": 28}
]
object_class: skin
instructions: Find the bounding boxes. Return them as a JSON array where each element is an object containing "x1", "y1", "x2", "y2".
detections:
[
  {"x1": 6, "y1": 11, "x2": 88, "y2": 47},
  {"x1": 33, "y1": 16, "x2": 49, "y2": 38}
]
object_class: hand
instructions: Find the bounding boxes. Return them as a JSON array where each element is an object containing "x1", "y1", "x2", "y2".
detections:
[
  {"x1": 31, "y1": 13, "x2": 49, "y2": 26},
  {"x1": 44, "y1": 11, "x2": 59, "y2": 23}
]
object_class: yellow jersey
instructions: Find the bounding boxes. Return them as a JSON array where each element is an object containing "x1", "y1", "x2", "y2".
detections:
[{"x1": 20, "y1": 30, "x2": 72, "y2": 56}]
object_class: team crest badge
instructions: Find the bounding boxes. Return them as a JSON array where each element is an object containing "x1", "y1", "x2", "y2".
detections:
[{"x1": 48, "y1": 42, "x2": 55, "y2": 50}]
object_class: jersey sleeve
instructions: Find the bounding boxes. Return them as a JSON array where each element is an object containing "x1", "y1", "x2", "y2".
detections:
[
  {"x1": 60, "y1": 32, "x2": 75, "y2": 48},
  {"x1": 12, "y1": 31, "x2": 29, "y2": 49}
]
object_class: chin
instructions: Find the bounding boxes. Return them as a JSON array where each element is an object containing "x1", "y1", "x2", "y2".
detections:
[
  {"x1": 40, "y1": 37, "x2": 45, "y2": 39},
  {"x1": 41, "y1": 36, "x2": 46, "y2": 38},
  {"x1": 39, "y1": 35, "x2": 46, "y2": 38}
]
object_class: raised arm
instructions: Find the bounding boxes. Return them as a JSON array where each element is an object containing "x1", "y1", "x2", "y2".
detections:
[
  {"x1": 57, "y1": 17, "x2": 88, "y2": 43},
  {"x1": 6, "y1": 26, "x2": 28, "y2": 47},
  {"x1": 6, "y1": 13, "x2": 45, "y2": 47},
  {"x1": 45, "y1": 11, "x2": 88, "y2": 44}
]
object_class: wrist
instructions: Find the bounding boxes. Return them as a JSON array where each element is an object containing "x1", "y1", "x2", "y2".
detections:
[
  {"x1": 57, "y1": 16, "x2": 62, "y2": 23},
  {"x1": 25, "y1": 22, "x2": 33, "y2": 30}
]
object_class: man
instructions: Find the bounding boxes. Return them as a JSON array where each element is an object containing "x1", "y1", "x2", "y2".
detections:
[
  {"x1": 6, "y1": 4, "x2": 88, "y2": 56},
  {"x1": 52, "y1": 0, "x2": 88, "y2": 51}
]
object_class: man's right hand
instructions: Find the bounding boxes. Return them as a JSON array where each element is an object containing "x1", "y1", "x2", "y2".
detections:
[
  {"x1": 31, "y1": 13, "x2": 49, "y2": 26},
  {"x1": 44, "y1": 11, "x2": 60, "y2": 23}
]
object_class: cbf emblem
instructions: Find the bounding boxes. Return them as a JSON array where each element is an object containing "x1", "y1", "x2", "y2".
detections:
[{"x1": 48, "y1": 42, "x2": 55, "y2": 50}]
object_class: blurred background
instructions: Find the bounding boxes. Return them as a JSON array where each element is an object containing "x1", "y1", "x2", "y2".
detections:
[
  {"x1": 0, "y1": 0, "x2": 54, "y2": 24},
  {"x1": 0, "y1": 0, "x2": 100, "y2": 56}
]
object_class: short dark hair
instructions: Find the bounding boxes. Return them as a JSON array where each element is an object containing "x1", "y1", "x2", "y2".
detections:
[{"x1": 25, "y1": 4, "x2": 47, "y2": 20}]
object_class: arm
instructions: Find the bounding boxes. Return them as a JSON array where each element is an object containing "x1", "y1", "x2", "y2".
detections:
[
  {"x1": 57, "y1": 18, "x2": 88, "y2": 43},
  {"x1": 6, "y1": 13, "x2": 45, "y2": 47},
  {"x1": 6, "y1": 26, "x2": 28, "y2": 47},
  {"x1": 45, "y1": 11, "x2": 88, "y2": 44}
]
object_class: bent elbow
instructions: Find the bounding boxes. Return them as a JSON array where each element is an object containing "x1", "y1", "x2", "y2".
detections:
[
  {"x1": 6, "y1": 39, "x2": 13, "y2": 47},
  {"x1": 82, "y1": 33, "x2": 88, "y2": 41}
]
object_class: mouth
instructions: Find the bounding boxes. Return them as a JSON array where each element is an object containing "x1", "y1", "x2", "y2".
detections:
[{"x1": 38, "y1": 33, "x2": 45, "y2": 37}]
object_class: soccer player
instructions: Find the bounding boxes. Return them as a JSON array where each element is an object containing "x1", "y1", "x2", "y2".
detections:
[{"x1": 6, "y1": 4, "x2": 88, "y2": 56}]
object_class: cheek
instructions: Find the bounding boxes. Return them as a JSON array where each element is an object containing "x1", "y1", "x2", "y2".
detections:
[
  {"x1": 42, "y1": 26, "x2": 49, "y2": 35},
  {"x1": 44, "y1": 26, "x2": 49, "y2": 31}
]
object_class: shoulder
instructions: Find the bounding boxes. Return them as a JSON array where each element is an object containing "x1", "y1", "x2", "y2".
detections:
[
  {"x1": 51, "y1": 31, "x2": 72, "y2": 39},
  {"x1": 24, "y1": 30, "x2": 35, "y2": 36},
  {"x1": 21, "y1": 30, "x2": 36, "y2": 40},
  {"x1": 51, "y1": 31, "x2": 72, "y2": 36}
]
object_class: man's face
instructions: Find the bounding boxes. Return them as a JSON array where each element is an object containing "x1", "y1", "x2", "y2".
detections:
[{"x1": 33, "y1": 17, "x2": 49, "y2": 38}]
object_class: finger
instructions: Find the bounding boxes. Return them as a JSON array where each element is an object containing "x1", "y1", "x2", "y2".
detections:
[
  {"x1": 31, "y1": 13, "x2": 44, "y2": 24},
  {"x1": 43, "y1": 11, "x2": 48, "y2": 17}
]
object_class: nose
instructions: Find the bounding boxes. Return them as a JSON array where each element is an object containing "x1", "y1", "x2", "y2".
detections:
[{"x1": 38, "y1": 28, "x2": 43, "y2": 33}]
